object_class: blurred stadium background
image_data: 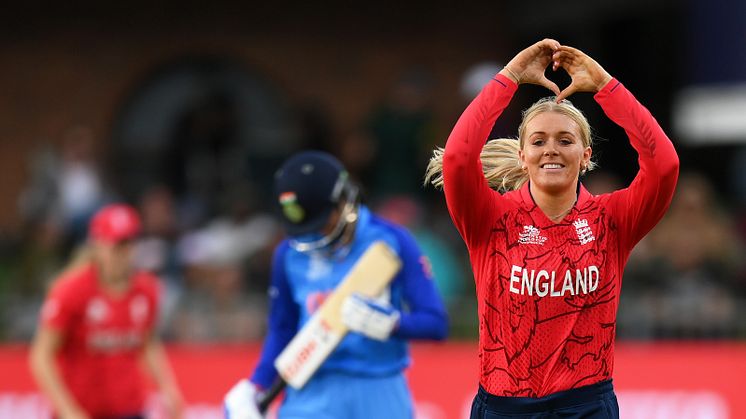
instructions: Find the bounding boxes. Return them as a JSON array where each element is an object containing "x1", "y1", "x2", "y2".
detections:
[{"x1": 0, "y1": 1, "x2": 744, "y2": 418}]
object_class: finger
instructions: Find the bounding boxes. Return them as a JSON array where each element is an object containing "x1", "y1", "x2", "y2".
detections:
[
  {"x1": 556, "y1": 47, "x2": 590, "y2": 69},
  {"x1": 552, "y1": 50, "x2": 577, "y2": 65},
  {"x1": 539, "y1": 38, "x2": 561, "y2": 51},
  {"x1": 556, "y1": 84, "x2": 579, "y2": 103},
  {"x1": 553, "y1": 50, "x2": 569, "y2": 64},
  {"x1": 539, "y1": 77, "x2": 561, "y2": 96},
  {"x1": 553, "y1": 54, "x2": 582, "y2": 75},
  {"x1": 556, "y1": 45, "x2": 584, "y2": 55}
]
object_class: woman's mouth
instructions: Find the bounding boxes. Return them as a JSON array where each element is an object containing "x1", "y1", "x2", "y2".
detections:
[{"x1": 541, "y1": 163, "x2": 564, "y2": 169}]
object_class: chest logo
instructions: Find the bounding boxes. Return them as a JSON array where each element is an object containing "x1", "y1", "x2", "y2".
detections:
[
  {"x1": 518, "y1": 225, "x2": 547, "y2": 245},
  {"x1": 573, "y1": 219, "x2": 595, "y2": 245},
  {"x1": 86, "y1": 298, "x2": 109, "y2": 324}
]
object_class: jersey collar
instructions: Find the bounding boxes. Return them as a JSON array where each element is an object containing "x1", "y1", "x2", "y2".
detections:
[{"x1": 518, "y1": 181, "x2": 592, "y2": 217}]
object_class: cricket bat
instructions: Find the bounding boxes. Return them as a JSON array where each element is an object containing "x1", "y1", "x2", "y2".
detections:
[{"x1": 257, "y1": 241, "x2": 401, "y2": 410}]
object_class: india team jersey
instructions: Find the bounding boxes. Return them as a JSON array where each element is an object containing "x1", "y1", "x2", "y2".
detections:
[
  {"x1": 443, "y1": 74, "x2": 678, "y2": 397},
  {"x1": 40, "y1": 263, "x2": 159, "y2": 417},
  {"x1": 251, "y1": 206, "x2": 448, "y2": 389}
]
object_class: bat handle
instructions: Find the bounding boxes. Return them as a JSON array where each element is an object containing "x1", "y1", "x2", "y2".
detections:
[{"x1": 257, "y1": 377, "x2": 287, "y2": 413}]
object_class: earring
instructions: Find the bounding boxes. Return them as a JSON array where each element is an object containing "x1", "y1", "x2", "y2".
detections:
[{"x1": 521, "y1": 165, "x2": 527, "y2": 171}]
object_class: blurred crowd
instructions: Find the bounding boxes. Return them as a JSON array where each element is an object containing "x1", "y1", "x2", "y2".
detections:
[{"x1": 1, "y1": 64, "x2": 745, "y2": 344}]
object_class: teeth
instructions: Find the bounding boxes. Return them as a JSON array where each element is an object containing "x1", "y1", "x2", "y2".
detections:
[{"x1": 543, "y1": 164, "x2": 562, "y2": 169}]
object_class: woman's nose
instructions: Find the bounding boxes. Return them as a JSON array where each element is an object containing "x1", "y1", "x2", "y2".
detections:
[{"x1": 543, "y1": 146, "x2": 559, "y2": 156}]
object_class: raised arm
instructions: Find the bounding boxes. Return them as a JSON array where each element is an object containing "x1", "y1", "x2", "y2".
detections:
[
  {"x1": 443, "y1": 39, "x2": 560, "y2": 246},
  {"x1": 596, "y1": 80, "x2": 679, "y2": 246},
  {"x1": 553, "y1": 45, "x2": 679, "y2": 247}
]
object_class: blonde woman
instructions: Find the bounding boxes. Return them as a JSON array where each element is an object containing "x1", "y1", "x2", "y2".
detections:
[{"x1": 426, "y1": 39, "x2": 679, "y2": 418}]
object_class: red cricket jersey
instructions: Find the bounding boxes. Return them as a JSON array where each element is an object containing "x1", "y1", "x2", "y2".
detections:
[
  {"x1": 443, "y1": 74, "x2": 679, "y2": 397},
  {"x1": 40, "y1": 263, "x2": 160, "y2": 417}
]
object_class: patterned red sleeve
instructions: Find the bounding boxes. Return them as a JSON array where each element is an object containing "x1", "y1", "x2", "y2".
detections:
[
  {"x1": 443, "y1": 73, "x2": 518, "y2": 247},
  {"x1": 595, "y1": 79, "x2": 680, "y2": 250}
]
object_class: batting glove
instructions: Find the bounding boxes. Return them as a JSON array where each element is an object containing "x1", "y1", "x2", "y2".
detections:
[
  {"x1": 224, "y1": 379, "x2": 265, "y2": 419},
  {"x1": 341, "y1": 293, "x2": 400, "y2": 341}
]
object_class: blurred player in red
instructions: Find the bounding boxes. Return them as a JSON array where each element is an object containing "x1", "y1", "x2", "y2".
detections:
[
  {"x1": 426, "y1": 39, "x2": 679, "y2": 417},
  {"x1": 29, "y1": 204, "x2": 184, "y2": 419}
]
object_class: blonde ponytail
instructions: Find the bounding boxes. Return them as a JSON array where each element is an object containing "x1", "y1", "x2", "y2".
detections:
[{"x1": 424, "y1": 138, "x2": 528, "y2": 193}]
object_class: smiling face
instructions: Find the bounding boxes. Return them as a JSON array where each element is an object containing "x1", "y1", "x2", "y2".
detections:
[{"x1": 519, "y1": 111, "x2": 592, "y2": 195}]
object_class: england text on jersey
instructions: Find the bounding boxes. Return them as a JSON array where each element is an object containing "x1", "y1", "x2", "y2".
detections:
[{"x1": 509, "y1": 265, "x2": 599, "y2": 297}]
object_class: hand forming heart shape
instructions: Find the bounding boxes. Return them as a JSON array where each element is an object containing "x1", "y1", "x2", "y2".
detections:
[{"x1": 501, "y1": 38, "x2": 613, "y2": 102}]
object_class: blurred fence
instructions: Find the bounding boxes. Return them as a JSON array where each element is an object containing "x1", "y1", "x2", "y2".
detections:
[{"x1": 2, "y1": 342, "x2": 744, "y2": 419}]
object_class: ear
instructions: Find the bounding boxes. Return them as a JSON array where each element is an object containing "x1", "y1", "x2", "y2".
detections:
[
  {"x1": 518, "y1": 149, "x2": 528, "y2": 169},
  {"x1": 582, "y1": 146, "x2": 592, "y2": 167}
]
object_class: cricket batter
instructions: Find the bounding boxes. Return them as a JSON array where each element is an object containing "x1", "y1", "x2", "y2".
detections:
[
  {"x1": 224, "y1": 151, "x2": 448, "y2": 419},
  {"x1": 425, "y1": 39, "x2": 679, "y2": 417}
]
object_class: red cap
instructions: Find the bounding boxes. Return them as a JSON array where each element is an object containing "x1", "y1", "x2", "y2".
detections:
[{"x1": 88, "y1": 204, "x2": 141, "y2": 243}]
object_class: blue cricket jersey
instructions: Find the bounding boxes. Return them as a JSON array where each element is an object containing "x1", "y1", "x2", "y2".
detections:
[{"x1": 251, "y1": 206, "x2": 448, "y2": 389}]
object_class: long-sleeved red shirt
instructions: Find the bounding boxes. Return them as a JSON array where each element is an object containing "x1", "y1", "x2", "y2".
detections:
[{"x1": 443, "y1": 74, "x2": 679, "y2": 397}]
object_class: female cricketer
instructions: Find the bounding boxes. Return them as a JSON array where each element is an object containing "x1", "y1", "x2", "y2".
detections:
[
  {"x1": 223, "y1": 151, "x2": 448, "y2": 419},
  {"x1": 426, "y1": 39, "x2": 679, "y2": 417},
  {"x1": 29, "y1": 204, "x2": 184, "y2": 419}
]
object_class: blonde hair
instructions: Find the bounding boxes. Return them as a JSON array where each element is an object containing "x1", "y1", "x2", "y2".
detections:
[
  {"x1": 46, "y1": 245, "x2": 93, "y2": 290},
  {"x1": 425, "y1": 138, "x2": 526, "y2": 192},
  {"x1": 425, "y1": 97, "x2": 596, "y2": 192}
]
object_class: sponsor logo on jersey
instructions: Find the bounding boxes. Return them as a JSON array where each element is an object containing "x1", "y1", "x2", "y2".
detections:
[
  {"x1": 518, "y1": 225, "x2": 547, "y2": 245},
  {"x1": 509, "y1": 265, "x2": 599, "y2": 297},
  {"x1": 86, "y1": 297, "x2": 109, "y2": 324},
  {"x1": 87, "y1": 330, "x2": 144, "y2": 352},
  {"x1": 574, "y1": 218, "x2": 595, "y2": 245}
]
